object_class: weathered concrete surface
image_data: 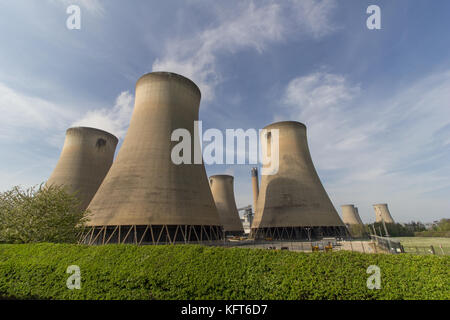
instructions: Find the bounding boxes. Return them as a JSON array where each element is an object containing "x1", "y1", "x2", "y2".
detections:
[
  {"x1": 252, "y1": 121, "x2": 345, "y2": 228},
  {"x1": 341, "y1": 204, "x2": 364, "y2": 225},
  {"x1": 47, "y1": 127, "x2": 118, "y2": 211},
  {"x1": 374, "y1": 203, "x2": 395, "y2": 223},
  {"x1": 209, "y1": 175, "x2": 244, "y2": 233},
  {"x1": 86, "y1": 72, "x2": 221, "y2": 227}
]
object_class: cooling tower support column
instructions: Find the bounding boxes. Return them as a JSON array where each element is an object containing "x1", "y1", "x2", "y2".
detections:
[
  {"x1": 251, "y1": 167, "x2": 259, "y2": 214},
  {"x1": 80, "y1": 72, "x2": 223, "y2": 245},
  {"x1": 47, "y1": 127, "x2": 118, "y2": 211},
  {"x1": 209, "y1": 175, "x2": 244, "y2": 236},
  {"x1": 250, "y1": 121, "x2": 348, "y2": 241}
]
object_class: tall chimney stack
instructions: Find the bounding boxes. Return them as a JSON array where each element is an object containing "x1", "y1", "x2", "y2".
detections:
[{"x1": 251, "y1": 167, "x2": 259, "y2": 214}]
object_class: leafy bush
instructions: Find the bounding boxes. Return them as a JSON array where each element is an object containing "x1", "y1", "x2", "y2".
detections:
[
  {"x1": 415, "y1": 219, "x2": 450, "y2": 237},
  {"x1": 0, "y1": 185, "x2": 88, "y2": 244},
  {"x1": 0, "y1": 243, "x2": 448, "y2": 300}
]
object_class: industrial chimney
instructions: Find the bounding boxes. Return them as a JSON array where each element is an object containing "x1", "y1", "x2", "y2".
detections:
[
  {"x1": 341, "y1": 204, "x2": 364, "y2": 226},
  {"x1": 251, "y1": 167, "x2": 259, "y2": 214},
  {"x1": 47, "y1": 127, "x2": 118, "y2": 211},
  {"x1": 82, "y1": 72, "x2": 223, "y2": 245},
  {"x1": 373, "y1": 203, "x2": 395, "y2": 224},
  {"x1": 251, "y1": 121, "x2": 347, "y2": 240},
  {"x1": 209, "y1": 175, "x2": 244, "y2": 236}
]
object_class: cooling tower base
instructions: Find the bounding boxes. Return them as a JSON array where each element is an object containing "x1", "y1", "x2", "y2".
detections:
[
  {"x1": 224, "y1": 230, "x2": 245, "y2": 237},
  {"x1": 80, "y1": 225, "x2": 224, "y2": 245},
  {"x1": 251, "y1": 226, "x2": 349, "y2": 241}
]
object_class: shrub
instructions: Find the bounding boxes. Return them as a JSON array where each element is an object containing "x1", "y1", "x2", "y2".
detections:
[
  {"x1": 0, "y1": 185, "x2": 88, "y2": 244},
  {"x1": 0, "y1": 243, "x2": 448, "y2": 300}
]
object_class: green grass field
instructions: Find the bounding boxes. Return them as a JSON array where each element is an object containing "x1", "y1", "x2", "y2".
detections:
[{"x1": 393, "y1": 237, "x2": 450, "y2": 255}]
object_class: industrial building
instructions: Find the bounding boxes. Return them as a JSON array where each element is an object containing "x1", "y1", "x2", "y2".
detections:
[
  {"x1": 341, "y1": 204, "x2": 364, "y2": 226},
  {"x1": 374, "y1": 203, "x2": 395, "y2": 224},
  {"x1": 47, "y1": 127, "x2": 118, "y2": 211},
  {"x1": 251, "y1": 121, "x2": 348, "y2": 240},
  {"x1": 209, "y1": 175, "x2": 244, "y2": 235},
  {"x1": 81, "y1": 72, "x2": 223, "y2": 245}
]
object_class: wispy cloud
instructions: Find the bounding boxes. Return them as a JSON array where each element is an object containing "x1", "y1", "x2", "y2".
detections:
[
  {"x1": 72, "y1": 91, "x2": 134, "y2": 139},
  {"x1": 153, "y1": 0, "x2": 337, "y2": 101},
  {"x1": 0, "y1": 82, "x2": 77, "y2": 142}
]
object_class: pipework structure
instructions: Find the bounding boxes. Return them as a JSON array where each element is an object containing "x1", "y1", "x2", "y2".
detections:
[
  {"x1": 80, "y1": 72, "x2": 223, "y2": 245},
  {"x1": 251, "y1": 121, "x2": 348, "y2": 240},
  {"x1": 373, "y1": 203, "x2": 395, "y2": 224},
  {"x1": 47, "y1": 127, "x2": 118, "y2": 211},
  {"x1": 209, "y1": 175, "x2": 244, "y2": 236}
]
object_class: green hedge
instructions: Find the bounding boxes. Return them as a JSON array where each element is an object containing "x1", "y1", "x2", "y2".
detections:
[{"x1": 0, "y1": 243, "x2": 448, "y2": 300}]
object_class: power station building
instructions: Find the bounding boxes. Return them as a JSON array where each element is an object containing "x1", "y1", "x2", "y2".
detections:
[
  {"x1": 81, "y1": 72, "x2": 223, "y2": 245},
  {"x1": 47, "y1": 127, "x2": 118, "y2": 211},
  {"x1": 341, "y1": 204, "x2": 364, "y2": 226},
  {"x1": 251, "y1": 121, "x2": 348, "y2": 240},
  {"x1": 374, "y1": 203, "x2": 395, "y2": 224},
  {"x1": 209, "y1": 175, "x2": 244, "y2": 235}
]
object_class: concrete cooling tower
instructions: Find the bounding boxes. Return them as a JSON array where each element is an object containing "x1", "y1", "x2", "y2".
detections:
[
  {"x1": 81, "y1": 72, "x2": 223, "y2": 245},
  {"x1": 251, "y1": 121, "x2": 347, "y2": 240},
  {"x1": 373, "y1": 203, "x2": 395, "y2": 224},
  {"x1": 209, "y1": 175, "x2": 244, "y2": 236},
  {"x1": 354, "y1": 207, "x2": 364, "y2": 224},
  {"x1": 341, "y1": 204, "x2": 364, "y2": 225},
  {"x1": 47, "y1": 127, "x2": 118, "y2": 211}
]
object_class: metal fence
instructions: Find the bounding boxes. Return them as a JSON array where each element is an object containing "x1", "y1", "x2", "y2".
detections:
[
  {"x1": 402, "y1": 244, "x2": 450, "y2": 256},
  {"x1": 370, "y1": 235, "x2": 404, "y2": 254}
]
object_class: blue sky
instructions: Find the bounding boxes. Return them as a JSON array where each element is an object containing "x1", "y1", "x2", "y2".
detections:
[{"x1": 0, "y1": 0, "x2": 449, "y2": 223}]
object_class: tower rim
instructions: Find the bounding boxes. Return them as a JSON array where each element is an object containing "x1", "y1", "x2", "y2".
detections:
[
  {"x1": 263, "y1": 120, "x2": 306, "y2": 130},
  {"x1": 136, "y1": 71, "x2": 201, "y2": 98},
  {"x1": 67, "y1": 126, "x2": 118, "y2": 144}
]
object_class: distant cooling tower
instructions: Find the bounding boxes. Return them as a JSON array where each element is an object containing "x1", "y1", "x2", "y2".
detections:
[
  {"x1": 251, "y1": 121, "x2": 347, "y2": 240},
  {"x1": 354, "y1": 207, "x2": 364, "y2": 224},
  {"x1": 341, "y1": 204, "x2": 363, "y2": 225},
  {"x1": 209, "y1": 175, "x2": 244, "y2": 235},
  {"x1": 82, "y1": 72, "x2": 223, "y2": 245},
  {"x1": 373, "y1": 203, "x2": 395, "y2": 224},
  {"x1": 47, "y1": 127, "x2": 118, "y2": 211}
]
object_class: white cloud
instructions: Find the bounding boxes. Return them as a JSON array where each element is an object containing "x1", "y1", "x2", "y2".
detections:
[
  {"x1": 280, "y1": 70, "x2": 450, "y2": 222},
  {"x1": 72, "y1": 91, "x2": 134, "y2": 139},
  {"x1": 0, "y1": 82, "x2": 77, "y2": 142},
  {"x1": 153, "y1": 0, "x2": 337, "y2": 101},
  {"x1": 289, "y1": 0, "x2": 337, "y2": 38}
]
